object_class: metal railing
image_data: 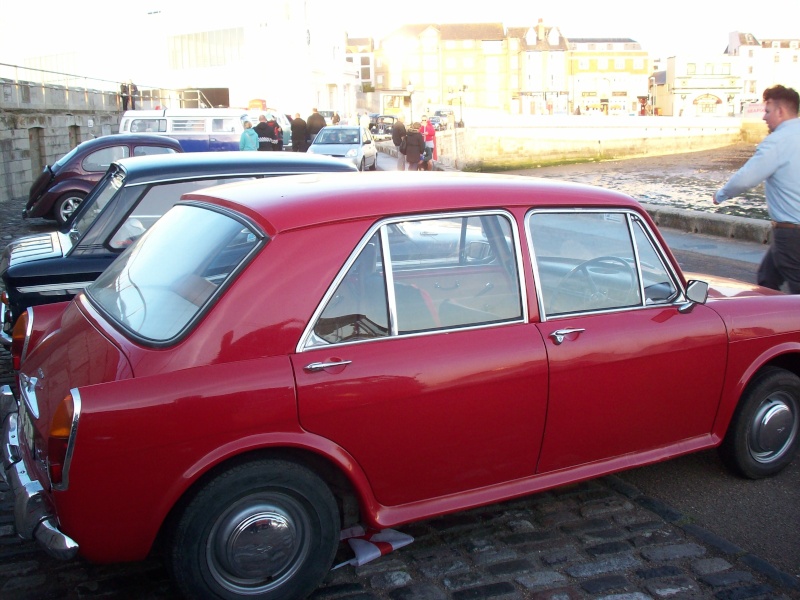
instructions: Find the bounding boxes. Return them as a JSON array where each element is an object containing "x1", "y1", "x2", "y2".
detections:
[{"x1": 0, "y1": 63, "x2": 212, "y2": 111}]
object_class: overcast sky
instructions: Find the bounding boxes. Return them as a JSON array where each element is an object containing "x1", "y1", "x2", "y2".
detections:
[{"x1": 2, "y1": 0, "x2": 796, "y2": 65}]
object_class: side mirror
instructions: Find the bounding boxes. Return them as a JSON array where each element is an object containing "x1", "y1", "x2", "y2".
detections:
[{"x1": 678, "y1": 280, "x2": 709, "y2": 313}]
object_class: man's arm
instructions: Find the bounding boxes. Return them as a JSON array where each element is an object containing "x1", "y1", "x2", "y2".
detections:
[{"x1": 714, "y1": 138, "x2": 779, "y2": 204}]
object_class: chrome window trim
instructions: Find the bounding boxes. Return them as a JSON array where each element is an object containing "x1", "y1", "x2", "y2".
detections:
[
  {"x1": 50, "y1": 389, "x2": 81, "y2": 491},
  {"x1": 297, "y1": 210, "x2": 527, "y2": 352},
  {"x1": 525, "y1": 208, "x2": 685, "y2": 322}
]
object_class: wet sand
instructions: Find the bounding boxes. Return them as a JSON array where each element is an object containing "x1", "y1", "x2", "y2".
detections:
[{"x1": 506, "y1": 142, "x2": 769, "y2": 220}]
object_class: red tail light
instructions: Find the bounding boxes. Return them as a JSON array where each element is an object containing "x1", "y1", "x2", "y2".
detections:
[
  {"x1": 48, "y1": 395, "x2": 75, "y2": 487},
  {"x1": 11, "y1": 309, "x2": 30, "y2": 371}
]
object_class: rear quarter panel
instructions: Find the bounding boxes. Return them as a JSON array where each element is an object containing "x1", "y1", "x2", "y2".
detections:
[{"x1": 55, "y1": 356, "x2": 302, "y2": 562}]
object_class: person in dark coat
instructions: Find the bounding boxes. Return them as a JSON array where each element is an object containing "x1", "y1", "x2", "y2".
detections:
[
  {"x1": 253, "y1": 115, "x2": 274, "y2": 151},
  {"x1": 403, "y1": 122, "x2": 426, "y2": 171},
  {"x1": 306, "y1": 108, "x2": 327, "y2": 146},
  {"x1": 291, "y1": 113, "x2": 308, "y2": 152},
  {"x1": 119, "y1": 82, "x2": 130, "y2": 111},
  {"x1": 391, "y1": 114, "x2": 407, "y2": 171}
]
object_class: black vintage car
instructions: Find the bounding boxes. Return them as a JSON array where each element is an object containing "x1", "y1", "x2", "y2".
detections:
[
  {"x1": 0, "y1": 152, "x2": 356, "y2": 343},
  {"x1": 368, "y1": 114, "x2": 398, "y2": 140}
]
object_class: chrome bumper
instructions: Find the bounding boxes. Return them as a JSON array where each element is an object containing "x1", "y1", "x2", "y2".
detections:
[{"x1": 0, "y1": 385, "x2": 79, "y2": 560}]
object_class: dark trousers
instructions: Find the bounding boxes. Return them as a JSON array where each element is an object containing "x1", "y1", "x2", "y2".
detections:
[{"x1": 758, "y1": 226, "x2": 800, "y2": 293}]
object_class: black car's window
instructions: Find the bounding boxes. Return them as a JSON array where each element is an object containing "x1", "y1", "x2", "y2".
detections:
[
  {"x1": 108, "y1": 177, "x2": 254, "y2": 249},
  {"x1": 82, "y1": 146, "x2": 129, "y2": 172},
  {"x1": 306, "y1": 213, "x2": 523, "y2": 347},
  {"x1": 528, "y1": 211, "x2": 674, "y2": 318},
  {"x1": 133, "y1": 145, "x2": 179, "y2": 157}
]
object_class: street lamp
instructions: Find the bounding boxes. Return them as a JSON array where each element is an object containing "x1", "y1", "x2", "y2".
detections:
[
  {"x1": 458, "y1": 85, "x2": 467, "y2": 127},
  {"x1": 407, "y1": 82, "x2": 414, "y2": 123}
]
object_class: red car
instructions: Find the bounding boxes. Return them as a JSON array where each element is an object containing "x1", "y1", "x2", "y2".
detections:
[
  {"x1": 24, "y1": 133, "x2": 183, "y2": 226},
  {"x1": 2, "y1": 172, "x2": 799, "y2": 600}
]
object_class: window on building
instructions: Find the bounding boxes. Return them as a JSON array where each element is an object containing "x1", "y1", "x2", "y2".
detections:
[
  {"x1": 704, "y1": 63, "x2": 714, "y2": 74},
  {"x1": 772, "y1": 41, "x2": 780, "y2": 48},
  {"x1": 634, "y1": 58, "x2": 644, "y2": 69},
  {"x1": 482, "y1": 40, "x2": 503, "y2": 54},
  {"x1": 445, "y1": 57, "x2": 456, "y2": 69},
  {"x1": 588, "y1": 43, "x2": 596, "y2": 50},
  {"x1": 749, "y1": 50, "x2": 754, "y2": 58},
  {"x1": 445, "y1": 40, "x2": 456, "y2": 49},
  {"x1": 774, "y1": 55, "x2": 780, "y2": 63},
  {"x1": 606, "y1": 43, "x2": 614, "y2": 50},
  {"x1": 578, "y1": 58, "x2": 589, "y2": 70},
  {"x1": 614, "y1": 58, "x2": 624, "y2": 69},
  {"x1": 463, "y1": 40, "x2": 474, "y2": 49},
  {"x1": 686, "y1": 63, "x2": 696, "y2": 74}
]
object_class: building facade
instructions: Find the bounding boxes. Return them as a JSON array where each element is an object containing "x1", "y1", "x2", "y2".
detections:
[{"x1": 726, "y1": 32, "x2": 800, "y2": 110}]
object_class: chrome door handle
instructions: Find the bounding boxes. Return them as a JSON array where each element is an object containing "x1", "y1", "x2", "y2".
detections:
[
  {"x1": 304, "y1": 360, "x2": 352, "y2": 372},
  {"x1": 549, "y1": 328, "x2": 585, "y2": 345}
]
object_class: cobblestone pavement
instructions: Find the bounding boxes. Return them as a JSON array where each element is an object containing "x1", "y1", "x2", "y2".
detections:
[{"x1": 2, "y1": 152, "x2": 800, "y2": 599}]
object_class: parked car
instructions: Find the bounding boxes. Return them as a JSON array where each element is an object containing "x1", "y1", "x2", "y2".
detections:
[
  {"x1": 0, "y1": 152, "x2": 356, "y2": 341},
  {"x1": 307, "y1": 125, "x2": 378, "y2": 171},
  {"x1": 428, "y1": 115, "x2": 446, "y2": 131},
  {"x1": 368, "y1": 114, "x2": 397, "y2": 139},
  {"x1": 24, "y1": 134, "x2": 183, "y2": 226},
  {"x1": 3, "y1": 172, "x2": 799, "y2": 600}
]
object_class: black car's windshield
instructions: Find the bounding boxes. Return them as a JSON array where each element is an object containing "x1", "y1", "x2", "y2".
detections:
[
  {"x1": 53, "y1": 144, "x2": 83, "y2": 169},
  {"x1": 69, "y1": 168, "x2": 125, "y2": 240}
]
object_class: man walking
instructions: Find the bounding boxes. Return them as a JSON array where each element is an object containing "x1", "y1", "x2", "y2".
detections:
[
  {"x1": 714, "y1": 85, "x2": 800, "y2": 293},
  {"x1": 391, "y1": 114, "x2": 407, "y2": 171},
  {"x1": 291, "y1": 113, "x2": 308, "y2": 152},
  {"x1": 307, "y1": 108, "x2": 327, "y2": 146}
]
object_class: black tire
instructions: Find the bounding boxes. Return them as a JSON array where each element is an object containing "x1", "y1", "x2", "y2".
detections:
[
  {"x1": 359, "y1": 158, "x2": 365, "y2": 171},
  {"x1": 170, "y1": 459, "x2": 339, "y2": 600},
  {"x1": 719, "y1": 366, "x2": 800, "y2": 479},
  {"x1": 369, "y1": 154, "x2": 377, "y2": 171},
  {"x1": 54, "y1": 191, "x2": 86, "y2": 227}
]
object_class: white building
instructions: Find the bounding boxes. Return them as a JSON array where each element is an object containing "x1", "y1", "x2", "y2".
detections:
[
  {"x1": 15, "y1": 0, "x2": 358, "y2": 117},
  {"x1": 726, "y1": 32, "x2": 800, "y2": 110}
]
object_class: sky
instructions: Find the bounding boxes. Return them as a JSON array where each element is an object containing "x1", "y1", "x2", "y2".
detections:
[{"x1": 1, "y1": 0, "x2": 797, "y2": 65}]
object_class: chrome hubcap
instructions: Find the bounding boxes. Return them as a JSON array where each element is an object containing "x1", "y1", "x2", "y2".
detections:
[
  {"x1": 749, "y1": 393, "x2": 798, "y2": 463},
  {"x1": 207, "y1": 495, "x2": 309, "y2": 593}
]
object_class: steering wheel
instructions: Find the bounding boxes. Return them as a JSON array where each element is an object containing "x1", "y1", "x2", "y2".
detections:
[{"x1": 552, "y1": 256, "x2": 637, "y2": 312}]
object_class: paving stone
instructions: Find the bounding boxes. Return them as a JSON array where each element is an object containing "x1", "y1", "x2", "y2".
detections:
[
  {"x1": 501, "y1": 530, "x2": 560, "y2": 546},
  {"x1": 643, "y1": 576, "x2": 699, "y2": 597},
  {"x1": 538, "y1": 545, "x2": 582, "y2": 567},
  {"x1": 681, "y1": 523, "x2": 744, "y2": 556},
  {"x1": 630, "y1": 528, "x2": 686, "y2": 548},
  {"x1": 515, "y1": 571, "x2": 568, "y2": 589},
  {"x1": 388, "y1": 584, "x2": 448, "y2": 600},
  {"x1": 565, "y1": 554, "x2": 642, "y2": 578},
  {"x1": 699, "y1": 570, "x2": 755, "y2": 589},
  {"x1": 691, "y1": 558, "x2": 733, "y2": 575},
  {"x1": 635, "y1": 565, "x2": 684, "y2": 580},
  {"x1": 586, "y1": 541, "x2": 633, "y2": 556},
  {"x1": 540, "y1": 511, "x2": 581, "y2": 527},
  {"x1": 528, "y1": 587, "x2": 585, "y2": 600},
  {"x1": 311, "y1": 582, "x2": 369, "y2": 598},
  {"x1": 506, "y1": 519, "x2": 537, "y2": 533},
  {"x1": 451, "y1": 581, "x2": 519, "y2": 599},
  {"x1": 580, "y1": 574, "x2": 631, "y2": 594},
  {"x1": 370, "y1": 570, "x2": 413, "y2": 590},
  {"x1": 485, "y1": 558, "x2": 536, "y2": 576},
  {"x1": 417, "y1": 558, "x2": 471, "y2": 579},
  {"x1": 472, "y1": 548, "x2": 519, "y2": 566},
  {"x1": 561, "y1": 517, "x2": 612, "y2": 534},
  {"x1": 739, "y1": 553, "x2": 800, "y2": 591},
  {"x1": 640, "y1": 543, "x2": 706, "y2": 562},
  {"x1": 594, "y1": 594, "x2": 653, "y2": 600},
  {"x1": 711, "y1": 583, "x2": 776, "y2": 600},
  {"x1": 580, "y1": 498, "x2": 635, "y2": 518},
  {"x1": 634, "y1": 496, "x2": 684, "y2": 523}
]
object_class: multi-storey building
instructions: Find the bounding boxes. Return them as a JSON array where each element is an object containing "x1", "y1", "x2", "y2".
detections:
[
  {"x1": 368, "y1": 20, "x2": 651, "y2": 118},
  {"x1": 567, "y1": 38, "x2": 650, "y2": 115},
  {"x1": 726, "y1": 32, "x2": 800, "y2": 110}
]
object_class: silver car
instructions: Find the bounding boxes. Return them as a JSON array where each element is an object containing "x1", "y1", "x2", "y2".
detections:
[{"x1": 307, "y1": 125, "x2": 378, "y2": 171}]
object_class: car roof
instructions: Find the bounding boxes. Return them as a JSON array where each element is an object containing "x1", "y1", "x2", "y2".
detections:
[
  {"x1": 77, "y1": 133, "x2": 183, "y2": 150},
  {"x1": 111, "y1": 151, "x2": 357, "y2": 184},
  {"x1": 183, "y1": 171, "x2": 641, "y2": 236}
]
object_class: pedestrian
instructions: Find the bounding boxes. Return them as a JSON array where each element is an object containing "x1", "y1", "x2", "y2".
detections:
[
  {"x1": 419, "y1": 115, "x2": 437, "y2": 170},
  {"x1": 239, "y1": 119, "x2": 259, "y2": 151},
  {"x1": 403, "y1": 122, "x2": 426, "y2": 171},
  {"x1": 307, "y1": 108, "x2": 327, "y2": 146},
  {"x1": 714, "y1": 84, "x2": 800, "y2": 293},
  {"x1": 129, "y1": 81, "x2": 138, "y2": 110},
  {"x1": 119, "y1": 82, "x2": 130, "y2": 111},
  {"x1": 268, "y1": 113, "x2": 283, "y2": 151},
  {"x1": 391, "y1": 114, "x2": 407, "y2": 171},
  {"x1": 253, "y1": 115, "x2": 274, "y2": 151},
  {"x1": 291, "y1": 113, "x2": 308, "y2": 152},
  {"x1": 332, "y1": 112, "x2": 341, "y2": 124}
]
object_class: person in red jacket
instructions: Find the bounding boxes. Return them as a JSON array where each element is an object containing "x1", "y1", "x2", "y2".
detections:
[{"x1": 419, "y1": 115, "x2": 437, "y2": 170}]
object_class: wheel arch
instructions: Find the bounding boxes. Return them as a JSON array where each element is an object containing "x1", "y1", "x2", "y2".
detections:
[
  {"x1": 713, "y1": 343, "x2": 800, "y2": 441},
  {"x1": 154, "y1": 440, "x2": 372, "y2": 555}
]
